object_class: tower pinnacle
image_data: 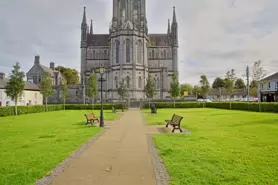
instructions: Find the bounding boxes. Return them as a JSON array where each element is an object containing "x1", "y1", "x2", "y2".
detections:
[
  {"x1": 82, "y1": 6, "x2": 87, "y2": 24},
  {"x1": 172, "y1": 6, "x2": 177, "y2": 23},
  {"x1": 90, "y1": 20, "x2": 93, "y2": 34}
]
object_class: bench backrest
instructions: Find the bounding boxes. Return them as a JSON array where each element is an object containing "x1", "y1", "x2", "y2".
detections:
[
  {"x1": 172, "y1": 114, "x2": 183, "y2": 124},
  {"x1": 85, "y1": 113, "x2": 97, "y2": 120}
]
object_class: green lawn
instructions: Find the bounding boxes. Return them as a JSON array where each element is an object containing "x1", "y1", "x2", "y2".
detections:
[
  {"x1": 0, "y1": 110, "x2": 120, "y2": 185},
  {"x1": 144, "y1": 108, "x2": 278, "y2": 185}
]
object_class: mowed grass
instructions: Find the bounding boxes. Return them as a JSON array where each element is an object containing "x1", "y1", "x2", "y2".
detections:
[
  {"x1": 0, "y1": 110, "x2": 120, "y2": 185},
  {"x1": 143, "y1": 108, "x2": 278, "y2": 185}
]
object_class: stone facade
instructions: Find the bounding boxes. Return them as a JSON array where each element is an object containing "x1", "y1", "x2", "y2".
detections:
[{"x1": 81, "y1": 0, "x2": 179, "y2": 101}]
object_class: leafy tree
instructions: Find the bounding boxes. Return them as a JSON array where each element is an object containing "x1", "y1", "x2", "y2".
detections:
[
  {"x1": 200, "y1": 75, "x2": 210, "y2": 107},
  {"x1": 193, "y1": 85, "x2": 202, "y2": 99},
  {"x1": 55, "y1": 66, "x2": 79, "y2": 85},
  {"x1": 226, "y1": 69, "x2": 236, "y2": 80},
  {"x1": 250, "y1": 80, "x2": 258, "y2": 89},
  {"x1": 169, "y1": 73, "x2": 180, "y2": 107},
  {"x1": 144, "y1": 76, "x2": 156, "y2": 108},
  {"x1": 212, "y1": 77, "x2": 225, "y2": 101},
  {"x1": 117, "y1": 79, "x2": 129, "y2": 112},
  {"x1": 200, "y1": 75, "x2": 210, "y2": 99},
  {"x1": 59, "y1": 79, "x2": 70, "y2": 110},
  {"x1": 235, "y1": 78, "x2": 246, "y2": 89},
  {"x1": 180, "y1": 83, "x2": 193, "y2": 97},
  {"x1": 5, "y1": 62, "x2": 25, "y2": 115},
  {"x1": 87, "y1": 75, "x2": 98, "y2": 110},
  {"x1": 250, "y1": 87, "x2": 258, "y2": 98},
  {"x1": 224, "y1": 78, "x2": 236, "y2": 109},
  {"x1": 41, "y1": 72, "x2": 54, "y2": 111}
]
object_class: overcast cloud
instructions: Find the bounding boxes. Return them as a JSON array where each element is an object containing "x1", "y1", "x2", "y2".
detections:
[{"x1": 0, "y1": 0, "x2": 278, "y2": 85}]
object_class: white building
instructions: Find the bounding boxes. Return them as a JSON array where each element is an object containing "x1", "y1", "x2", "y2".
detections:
[
  {"x1": 0, "y1": 73, "x2": 43, "y2": 107},
  {"x1": 259, "y1": 72, "x2": 278, "y2": 102}
]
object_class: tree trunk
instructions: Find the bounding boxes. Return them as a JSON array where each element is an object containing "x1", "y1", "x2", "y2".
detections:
[
  {"x1": 230, "y1": 97, "x2": 232, "y2": 110},
  {"x1": 149, "y1": 99, "x2": 150, "y2": 109},
  {"x1": 122, "y1": 98, "x2": 124, "y2": 112},
  {"x1": 45, "y1": 97, "x2": 48, "y2": 112},
  {"x1": 219, "y1": 88, "x2": 221, "y2": 102},
  {"x1": 174, "y1": 99, "x2": 176, "y2": 108},
  {"x1": 15, "y1": 98, "x2": 18, "y2": 116},
  {"x1": 92, "y1": 98, "x2": 94, "y2": 110}
]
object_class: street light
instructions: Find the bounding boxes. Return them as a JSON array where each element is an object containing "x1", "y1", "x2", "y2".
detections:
[{"x1": 99, "y1": 68, "x2": 106, "y2": 128}]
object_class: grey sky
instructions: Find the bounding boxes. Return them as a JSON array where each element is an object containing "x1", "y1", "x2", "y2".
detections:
[{"x1": 0, "y1": 0, "x2": 278, "y2": 85}]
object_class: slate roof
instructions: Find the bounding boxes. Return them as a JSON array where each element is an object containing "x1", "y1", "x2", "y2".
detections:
[
  {"x1": 261, "y1": 72, "x2": 278, "y2": 81},
  {"x1": 87, "y1": 34, "x2": 110, "y2": 46},
  {"x1": 149, "y1": 34, "x2": 169, "y2": 46},
  {"x1": 0, "y1": 79, "x2": 40, "y2": 91}
]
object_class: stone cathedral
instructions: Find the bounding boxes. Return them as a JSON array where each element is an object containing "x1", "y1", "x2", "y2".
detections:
[{"x1": 81, "y1": 0, "x2": 179, "y2": 101}]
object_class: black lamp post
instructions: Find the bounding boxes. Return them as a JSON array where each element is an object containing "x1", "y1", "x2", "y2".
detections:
[{"x1": 99, "y1": 68, "x2": 105, "y2": 128}]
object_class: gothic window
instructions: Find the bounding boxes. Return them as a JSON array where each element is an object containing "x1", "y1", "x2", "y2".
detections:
[
  {"x1": 157, "y1": 78, "x2": 160, "y2": 89},
  {"x1": 126, "y1": 39, "x2": 131, "y2": 63},
  {"x1": 120, "y1": 0, "x2": 127, "y2": 20},
  {"x1": 137, "y1": 40, "x2": 142, "y2": 64},
  {"x1": 115, "y1": 40, "x2": 120, "y2": 63},
  {"x1": 126, "y1": 76, "x2": 130, "y2": 88},
  {"x1": 167, "y1": 51, "x2": 169, "y2": 59},
  {"x1": 115, "y1": 76, "x2": 118, "y2": 89},
  {"x1": 164, "y1": 50, "x2": 166, "y2": 59},
  {"x1": 104, "y1": 50, "x2": 107, "y2": 59},
  {"x1": 153, "y1": 78, "x2": 156, "y2": 88},
  {"x1": 152, "y1": 49, "x2": 155, "y2": 59},
  {"x1": 93, "y1": 50, "x2": 96, "y2": 59},
  {"x1": 156, "y1": 50, "x2": 159, "y2": 58},
  {"x1": 96, "y1": 51, "x2": 99, "y2": 59},
  {"x1": 149, "y1": 51, "x2": 151, "y2": 58},
  {"x1": 138, "y1": 76, "x2": 142, "y2": 89},
  {"x1": 99, "y1": 51, "x2": 103, "y2": 59}
]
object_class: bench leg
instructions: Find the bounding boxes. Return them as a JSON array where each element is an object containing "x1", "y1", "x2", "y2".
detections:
[
  {"x1": 172, "y1": 127, "x2": 175, "y2": 133},
  {"x1": 165, "y1": 123, "x2": 169, "y2": 128},
  {"x1": 179, "y1": 127, "x2": 183, "y2": 132}
]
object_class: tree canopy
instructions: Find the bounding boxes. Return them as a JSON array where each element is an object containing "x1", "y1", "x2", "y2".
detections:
[
  {"x1": 212, "y1": 77, "x2": 225, "y2": 89},
  {"x1": 180, "y1": 83, "x2": 193, "y2": 96},
  {"x1": 55, "y1": 66, "x2": 79, "y2": 85},
  {"x1": 235, "y1": 78, "x2": 246, "y2": 89},
  {"x1": 144, "y1": 76, "x2": 156, "y2": 99},
  {"x1": 117, "y1": 79, "x2": 129, "y2": 100},
  {"x1": 199, "y1": 75, "x2": 210, "y2": 99},
  {"x1": 169, "y1": 73, "x2": 180, "y2": 100},
  {"x1": 41, "y1": 72, "x2": 54, "y2": 111}
]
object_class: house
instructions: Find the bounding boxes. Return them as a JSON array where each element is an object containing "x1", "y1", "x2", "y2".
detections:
[
  {"x1": 26, "y1": 55, "x2": 65, "y2": 87},
  {"x1": 259, "y1": 72, "x2": 278, "y2": 102},
  {"x1": 0, "y1": 72, "x2": 43, "y2": 107}
]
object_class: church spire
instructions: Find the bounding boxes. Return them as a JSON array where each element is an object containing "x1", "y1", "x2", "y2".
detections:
[
  {"x1": 167, "y1": 19, "x2": 171, "y2": 34},
  {"x1": 172, "y1": 6, "x2": 177, "y2": 24},
  {"x1": 82, "y1": 6, "x2": 87, "y2": 24},
  {"x1": 90, "y1": 20, "x2": 93, "y2": 34}
]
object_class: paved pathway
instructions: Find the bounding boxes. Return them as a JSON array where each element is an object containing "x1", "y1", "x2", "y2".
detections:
[{"x1": 50, "y1": 110, "x2": 156, "y2": 185}]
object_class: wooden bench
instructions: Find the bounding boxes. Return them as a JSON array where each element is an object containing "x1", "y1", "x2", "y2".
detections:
[
  {"x1": 165, "y1": 114, "x2": 183, "y2": 133},
  {"x1": 84, "y1": 113, "x2": 99, "y2": 125}
]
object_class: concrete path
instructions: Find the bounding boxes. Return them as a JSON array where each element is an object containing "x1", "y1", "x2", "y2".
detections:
[{"x1": 50, "y1": 110, "x2": 156, "y2": 185}]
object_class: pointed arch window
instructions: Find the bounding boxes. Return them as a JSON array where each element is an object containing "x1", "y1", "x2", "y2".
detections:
[
  {"x1": 126, "y1": 39, "x2": 131, "y2": 63},
  {"x1": 137, "y1": 40, "x2": 142, "y2": 64},
  {"x1": 138, "y1": 76, "x2": 142, "y2": 89},
  {"x1": 126, "y1": 76, "x2": 130, "y2": 88},
  {"x1": 104, "y1": 50, "x2": 107, "y2": 59},
  {"x1": 115, "y1": 40, "x2": 120, "y2": 63},
  {"x1": 152, "y1": 49, "x2": 155, "y2": 59},
  {"x1": 96, "y1": 51, "x2": 99, "y2": 59},
  {"x1": 164, "y1": 50, "x2": 166, "y2": 59},
  {"x1": 93, "y1": 50, "x2": 96, "y2": 59},
  {"x1": 115, "y1": 76, "x2": 118, "y2": 89}
]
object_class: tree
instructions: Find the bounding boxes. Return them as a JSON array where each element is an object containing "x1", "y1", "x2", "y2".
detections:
[
  {"x1": 250, "y1": 87, "x2": 258, "y2": 98},
  {"x1": 251, "y1": 60, "x2": 267, "y2": 110},
  {"x1": 144, "y1": 76, "x2": 156, "y2": 108},
  {"x1": 212, "y1": 77, "x2": 225, "y2": 101},
  {"x1": 226, "y1": 69, "x2": 236, "y2": 80},
  {"x1": 193, "y1": 85, "x2": 202, "y2": 99},
  {"x1": 224, "y1": 78, "x2": 236, "y2": 109},
  {"x1": 200, "y1": 75, "x2": 210, "y2": 107},
  {"x1": 235, "y1": 78, "x2": 246, "y2": 89},
  {"x1": 41, "y1": 72, "x2": 54, "y2": 111},
  {"x1": 169, "y1": 73, "x2": 180, "y2": 107},
  {"x1": 180, "y1": 83, "x2": 193, "y2": 97},
  {"x1": 59, "y1": 79, "x2": 70, "y2": 110},
  {"x1": 55, "y1": 66, "x2": 79, "y2": 85},
  {"x1": 5, "y1": 62, "x2": 25, "y2": 115},
  {"x1": 87, "y1": 75, "x2": 98, "y2": 110},
  {"x1": 117, "y1": 79, "x2": 129, "y2": 112},
  {"x1": 250, "y1": 80, "x2": 258, "y2": 89}
]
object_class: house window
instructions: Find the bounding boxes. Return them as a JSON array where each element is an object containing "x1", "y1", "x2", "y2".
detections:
[
  {"x1": 126, "y1": 76, "x2": 130, "y2": 88},
  {"x1": 276, "y1": 82, "x2": 278, "y2": 89},
  {"x1": 268, "y1": 82, "x2": 271, "y2": 89},
  {"x1": 115, "y1": 40, "x2": 120, "y2": 63},
  {"x1": 126, "y1": 39, "x2": 131, "y2": 63}
]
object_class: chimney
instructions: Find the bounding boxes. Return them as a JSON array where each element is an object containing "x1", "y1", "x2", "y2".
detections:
[
  {"x1": 50, "y1": 62, "x2": 55, "y2": 71},
  {"x1": 34, "y1": 55, "x2": 40, "y2": 65},
  {"x1": 0, "y1": 72, "x2": 5, "y2": 80}
]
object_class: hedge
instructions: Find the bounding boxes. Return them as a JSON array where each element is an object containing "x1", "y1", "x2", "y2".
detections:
[
  {"x1": 144, "y1": 102, "x2": 278, "y2": 113},
  {"x1": 0, "y1": 104, "x2": 125, "y2": 117}
]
